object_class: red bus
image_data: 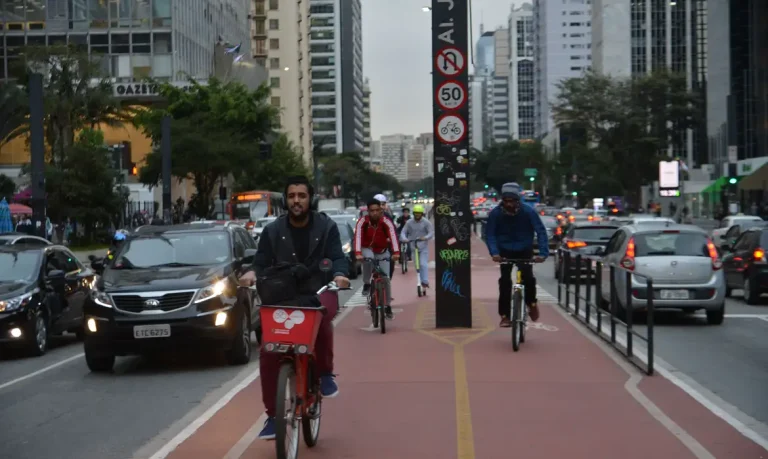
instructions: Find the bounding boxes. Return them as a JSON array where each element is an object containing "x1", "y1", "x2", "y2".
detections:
[{"x1": 227, "y1": 191, "x2": 285, "y2": 229}]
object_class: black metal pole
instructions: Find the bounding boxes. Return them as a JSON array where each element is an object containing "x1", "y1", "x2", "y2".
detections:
[
  {"x1": 646, "y1": 278, "x2": 654, "y2": 375},
  {"x1": 625, "y1": 270, "x2": 633, "y2": 358},
  {"x1": 29, "y1": 73, "x2": 46, "y2": 238},
  {"x1": 161, "y1": 115, "x2": 172, "y2": 223}
]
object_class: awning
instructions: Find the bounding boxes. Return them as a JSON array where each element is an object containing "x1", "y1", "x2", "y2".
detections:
[
  {"x1": 701, "y1": 176, "x2": 732, "y2": 195},
  {"x1": 737, "y1": 161, "x2": 768, "y2": 191}
]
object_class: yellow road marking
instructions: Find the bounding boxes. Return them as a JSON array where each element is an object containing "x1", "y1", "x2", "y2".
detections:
[{"x1": 413, "y1": 301, "x2": 496, "y2": 459}]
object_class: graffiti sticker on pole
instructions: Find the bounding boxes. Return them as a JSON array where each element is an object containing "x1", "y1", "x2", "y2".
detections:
[
  {"x1": 435, "y1": 47, "x2": 465, "y2": 77},
  {"x1": 436, "y1": 114, "x2": 466, "y2": 144},
  {"x1": 436, "y1": 80, "x2": 466, "y2": 111}
]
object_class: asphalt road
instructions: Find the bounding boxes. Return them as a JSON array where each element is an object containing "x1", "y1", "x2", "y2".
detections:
[
  {"x1": 533, "y1": 259, "x2": 768, "y2": 433},
  {"x1": 0, "y1": 277, "x2": 365, "y2": 459}
]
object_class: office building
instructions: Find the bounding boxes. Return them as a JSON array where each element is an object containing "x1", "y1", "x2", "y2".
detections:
[
  {"x1": 406, "y1": 143, "x2": 425, "y2": 181},
  {"x1": 491, "y1": 28, "x2": 510, "y2": 143},
  {"x1": 380, "y1": 134, "x2": 413, "y2": 182},
  {"x1": 363, "y1": 77, "x2": 371, "y2": 159},
  {"x1": 370, "y1": 139, "x2": 382, "y2": 172},
  {"x1": 508, "y1": 3, "x2": 535, "y2": 140},
  {"x1": 0, "y1": 0, "x2": 258, "y2": 167},
  {"x1": 416, "y1": 132, "x2": 434, "y2": 178},
  {"x1": 706, "y1": 0, "x2": 768, "y2": 207},
  {"x1": 471, "y1": 28, "x2": 495, "y2": 149},
  {"x1": 309, "y1": 0, "x2": 364, "y2": 154},
  {"x1": 468, "y1": 76, "x2": 484, "y2": 151},
  {"x1": 592, "y1": 0, "x2": 707, "y2": 167},
  {"x1": 251, "y1": 0, "x2": 312, "y2": 162},
  {"x1": 534, "y1": 0, "x2": 592, "y2": 137}
]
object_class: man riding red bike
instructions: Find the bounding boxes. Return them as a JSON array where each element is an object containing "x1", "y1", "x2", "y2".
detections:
[
  {"x1": 239, "y1": 176, "x2": 350, "y2": 441},
  {"x1": 354, "y1": 198, "x2": 400, "y2": 319}
]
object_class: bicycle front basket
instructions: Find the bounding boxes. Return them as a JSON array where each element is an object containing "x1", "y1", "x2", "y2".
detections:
[{"x1": 260, "y1": 305, "x2": 324, "y2": 353}]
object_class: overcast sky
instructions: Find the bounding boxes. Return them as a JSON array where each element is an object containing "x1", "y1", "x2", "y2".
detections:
[{"x1": 362, "y1": 0, "x2": 522, "y2": 139}]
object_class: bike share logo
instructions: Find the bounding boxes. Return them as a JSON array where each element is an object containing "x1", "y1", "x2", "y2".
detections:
[{"x1": 271, "y1": 309, "x2": 305, "y2": 334}]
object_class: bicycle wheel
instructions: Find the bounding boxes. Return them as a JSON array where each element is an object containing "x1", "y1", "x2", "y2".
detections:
[
  {"x1": 511, "y1": 289, "x2": 523, "y2": 352},
  {"x1": 377, "y1": 280, "x2": 387, "y2": 334},
  {"x1": 520, "y1": 303, "x2": 527, "y2": 344},
  {"x1": 401, "y1": 255, "x2": 407, "y2": 274},
  {"x1": 370, "y1": 285, "x2": 379, "y2": 329},
  {"x1": 275, "y1": 362, "x2": 300, "y2": 459},
  {"x1": 302, "y1": 362, "x2": 322, "y2": 447}
]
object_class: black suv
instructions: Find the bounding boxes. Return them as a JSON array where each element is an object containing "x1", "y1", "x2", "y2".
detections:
[
  {"x1": 554, "y1": 222, "x2": 620, "y2": 281},
  {"x1": 83, "y1": 223, "x2": 260, "y2": 372},
  {"x1": 0, "y1": 244, "x2": 93, "y2": 355}
]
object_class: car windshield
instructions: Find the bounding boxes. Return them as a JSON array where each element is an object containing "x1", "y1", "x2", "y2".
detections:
[
  {"x1": 634, "y1": 231, "x2": 709, "y2": 257},
  {"x1": 234, "y1": 200, "x2": 268, "y2": 220},
  {"x1": 335, "y1": 222, "x2": 352, "y2": 242},
  {"x1": 0, "y1": 251, "x2": 40, "y2": 281},
  {"x1": 572, "y1": 227, "x2": 618, "y2": 241},
  {"x1": 114, "y1": 232, "x2": 232, "y2": 268},
  {"x1": 256, "y1": 218, "x2": 274, "y2": 228},
  {"x1": 322, "y1": 209, "x2": 342, "y2": 215}
]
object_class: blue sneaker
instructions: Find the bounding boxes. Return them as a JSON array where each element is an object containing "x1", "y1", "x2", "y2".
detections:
[
  {"x1": 320, "y1": 374, "x2": 339, "y2": 398},
  {"x1": 258, "y1": 417, "x2": 276, "y2": 440}
]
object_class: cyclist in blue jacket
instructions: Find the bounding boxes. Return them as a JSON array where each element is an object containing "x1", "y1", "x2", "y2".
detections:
[{"x1": 485, "y1": 182, "x2": 549, "y2": 326}]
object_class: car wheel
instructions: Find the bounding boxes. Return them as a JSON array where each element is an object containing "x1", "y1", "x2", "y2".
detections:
[
  {"x1": 725, "y1": 285, "x2": 732, "y2": 298},
  {"x1": 27, "y1": 310, "x2": 49, "y2": 356},
  {"x1": 743, "y1": 277, "x2": 760, "y2": 305},
  {"x1": 706, "y1": 304, "x2": 725, "y2": 325},
  {"x1": 227, "y1": 307, "x2": 252, "y2": 365},
  {"x1": 84, "y1": 339, "x2": 115, "y2": 372}
]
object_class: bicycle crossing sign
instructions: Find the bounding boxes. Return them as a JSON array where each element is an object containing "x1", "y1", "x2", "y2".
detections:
[
  {"x1": 435, "y1": 47, "x2": 465, "y2": 77},
  {"x1": 436, "y1": 80, "x2": 466, "y2": 110},
  {"x1": 436, "y1": 114, "x2": 466, "y2": 144}
]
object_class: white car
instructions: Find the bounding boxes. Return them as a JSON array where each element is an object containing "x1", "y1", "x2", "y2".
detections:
[
  {"x1": 252, "y1": 217, "x2": 277, "y2": 240},
  {"x1": 712, "y1": 215, "x2": 764, "y2": 249}
]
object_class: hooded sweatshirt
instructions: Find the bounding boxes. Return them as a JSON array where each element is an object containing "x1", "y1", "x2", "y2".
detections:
[
  {"x1": 400, "y1": 217, "x2": 434, "y2": 249},
  {"x1": 485, "y1": 182, "x2": 549, "y2": 257}
]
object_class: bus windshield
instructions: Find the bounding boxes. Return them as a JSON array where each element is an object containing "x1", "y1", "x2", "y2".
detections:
[{"x1": 234, "y1": 200, "x2": 269, "y2": 220}]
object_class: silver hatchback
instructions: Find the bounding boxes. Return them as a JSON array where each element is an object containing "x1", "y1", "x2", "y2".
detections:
[{"x1": 598, "y1": 224, "x2": 726, "y2": 324}]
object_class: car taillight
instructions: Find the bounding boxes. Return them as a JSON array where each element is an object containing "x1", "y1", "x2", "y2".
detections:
[
  {"x1": 754, "y1": 248, "x2": 766, "y2": 262},
  {"x1": 621, "y1": 237, "x2": 635, "y2": 270},
  {"x1": 556, "y1": 214, "x2": 563, "y2": 220},
  {"x1": 555, "y1": 227, "x2": 562, "y2": 236},
  {"x1": 706, "y1": 239, "x2": 722, "y2": 270},
  {"x1": 473, "y1": 210, "x2": 477, "y2": 215},
  {"x1": 569, "y1": 215, "x2": 575, "y2": 222},
  {"x1": 587, "y1": 215, "x2": 594, "y2": 221},
  {"x1": 566, "y1": 240, "x2": 587, "y2": 249}
]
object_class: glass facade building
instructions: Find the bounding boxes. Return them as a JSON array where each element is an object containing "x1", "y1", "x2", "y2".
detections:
[{"x1": 0, "y1": 0, "x2": 251, "y2": 82}]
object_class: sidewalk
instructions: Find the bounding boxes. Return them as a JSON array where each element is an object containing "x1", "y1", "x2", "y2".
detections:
[{"x1": 161, "y1": 237, "x2": 765, "y2": 459}]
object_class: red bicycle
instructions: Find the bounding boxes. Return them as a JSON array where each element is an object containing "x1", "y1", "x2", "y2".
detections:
[{"x1": 259, "y1": 260, "x2": 349, "y2": 459}]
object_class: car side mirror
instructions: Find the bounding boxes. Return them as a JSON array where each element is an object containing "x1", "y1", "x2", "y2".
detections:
[
  {"x1": 91, "y1": 260, "x2": 105, "y2": 275},
  {"x1": 47, "y1": 269, "x2": 66, "y2": 286},
  {"x1": 242, "y1": 248, "x2": 257, "y2": 265},
  {"x1": 721, "y1": 244, "x2": 731, "y2": 252},
  {"x1": 719, "y1": 234, "x2": 726, "y2": 240},
  {"x1": 88, "y1": 254, "x2": 96, "y2": 262},
  {"x1": 594, "y1": 247, "x2": 605, "y2": 255}
]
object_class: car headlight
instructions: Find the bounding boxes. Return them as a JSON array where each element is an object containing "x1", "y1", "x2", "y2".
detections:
[
  {"x1": 0, "y1": 289, "x2": 38, "y2": 313},
  {"x1": 90, "y1": 289, "x2": 113, "y2": 308},
  {"x1": 194, "y1": 279, "x2": 227, "y2": 303},
  {"x1": 342, "y1": 242, "x2": 351, "y2": 253}
]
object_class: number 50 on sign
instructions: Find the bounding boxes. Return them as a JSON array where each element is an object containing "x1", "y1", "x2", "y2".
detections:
[{"x1": 436, "y1": 80, "x2": 466, "y2": 111}]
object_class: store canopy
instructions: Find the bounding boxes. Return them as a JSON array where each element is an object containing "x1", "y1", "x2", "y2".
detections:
[
  {"x1": 738, "y1": 161, "x2": 768, "y2": 191},
  {"x1": 701, "y1": 176, "x2": 731, "y2": 195}
]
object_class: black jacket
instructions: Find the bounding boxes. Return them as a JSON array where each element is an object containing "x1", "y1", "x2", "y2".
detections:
[{"x1": 252, "y1": 212, "x2": 349, "y2": 295}]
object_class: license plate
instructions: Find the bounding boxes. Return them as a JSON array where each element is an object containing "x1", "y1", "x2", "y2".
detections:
[
  {"x1": 133, "y1": 324, "x2": 171, "y2": 339},
  {"x1": 660, "y1": 289, "x2": 689, "y2": 300}
]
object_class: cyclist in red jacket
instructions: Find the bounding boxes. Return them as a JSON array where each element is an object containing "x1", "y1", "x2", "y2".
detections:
[{"x1": 354, "y1": 198, "x2": 400, "y2": 318}]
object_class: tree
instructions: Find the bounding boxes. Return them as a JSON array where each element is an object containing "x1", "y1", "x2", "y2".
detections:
[
  {"x1": 319, "y1": 152, "x2": 402, "y2": 202},
  {"x1": 551, "y1": 70, "x2": 701, "y2": 204},
  {"x1": 21, "y1": 129, "x2": 126, "y2": 241},
  {"x1": 11, "y1": 45, "x2": 131, "y2": 166},
  {"x1": 134, "y1": 78, "x2": 279, "y2": 217},
  {"x1": 472, "y1": 140, "x2": 552, "y2": 192},
  {"x1": 0, "y1": 83, "x2": 28, "y2": 149},
  {"x1": 234, "y1": 134, "x2": 310, "y2": 192},
  {"x1": 0, "y1": 174, "x2": 17, "y2": 202}
]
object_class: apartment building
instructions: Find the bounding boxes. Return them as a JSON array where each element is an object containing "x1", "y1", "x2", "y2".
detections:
[
  {"x1": 251, "y1": 0, "x2": 312, "y2": 162},
  {"x1": 533, "y1": 0, "x2": 592, "y2": 137},
  {"x1": 406, "y1": 143, "x2": 425, "y2": 181},
  {"x1": 363, "y1": 77, "x2": 371, "y2": 160},
  {"x1": 380, "y1": 134, "x2": 413, "y2": 182},
  {"x1": 308, "y1": 0, "x2": 364, "y2": 154},
  {"x1": 508, "y1": 3, "x2": 535, "y2": 140},
  {"x1": 491, "y1": 28, "x2": 511, "y2": 143}
]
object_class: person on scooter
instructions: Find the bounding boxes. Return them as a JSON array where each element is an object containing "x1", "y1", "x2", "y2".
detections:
[
  {"x1": 396, "y1": 207, "x2": 412, "y2": 261},
  {"x1": 400, "y1": 204, "x2": 434, "y2": 292}
]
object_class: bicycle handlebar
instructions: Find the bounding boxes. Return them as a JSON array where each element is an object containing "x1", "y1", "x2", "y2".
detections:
[
  {"x1": 497, "y1": 258, "x2": 542, "y2": 264},
  {"x1": 316, "y1": 281, "x2": 352, "y2": 295}
]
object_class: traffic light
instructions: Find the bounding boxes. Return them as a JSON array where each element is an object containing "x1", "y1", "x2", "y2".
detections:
[
  {"x1": 419, "y1": 189, "x2": 423, "y2": 194},
  {"x1": 728, "y1": 163, "x2": 738, "y2": 185},
  {"x1": 728, "y1": 177, "x2": 737, "y2": 185},
  {"x1": 529, "y1": 177, "x2": 535, "y2": 182},
  {"x1": 484, "y1": 184, "x2": 489, "y2": 189},
  {"x1": 571, "y1": 191, "x2": 578, "y2": 197}
]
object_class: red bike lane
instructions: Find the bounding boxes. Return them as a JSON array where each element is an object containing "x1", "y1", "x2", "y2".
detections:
[{"x1": 163, "y1": 236, "x2": 765, "y2": 459}]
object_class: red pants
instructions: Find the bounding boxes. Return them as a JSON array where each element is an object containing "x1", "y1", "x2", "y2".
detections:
[{"x1": 260, "y1": 291, "x2": 339, "y2": 417}]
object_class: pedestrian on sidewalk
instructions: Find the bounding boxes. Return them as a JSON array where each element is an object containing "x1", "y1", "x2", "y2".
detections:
[
  {"x1": 485, "y1": 182, "x2": 548, "y2": 326},
  {"x1": 238, "y1": 175, "x2": 350, "y2": 441},
  {"x1": 400, "y1": 204, "x2": 434, "y2": 292}
]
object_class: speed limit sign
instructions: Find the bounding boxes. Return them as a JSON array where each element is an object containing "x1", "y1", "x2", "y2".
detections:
[{"x1": 436, "y1": 80, "x2": 466, "y2": 111}]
